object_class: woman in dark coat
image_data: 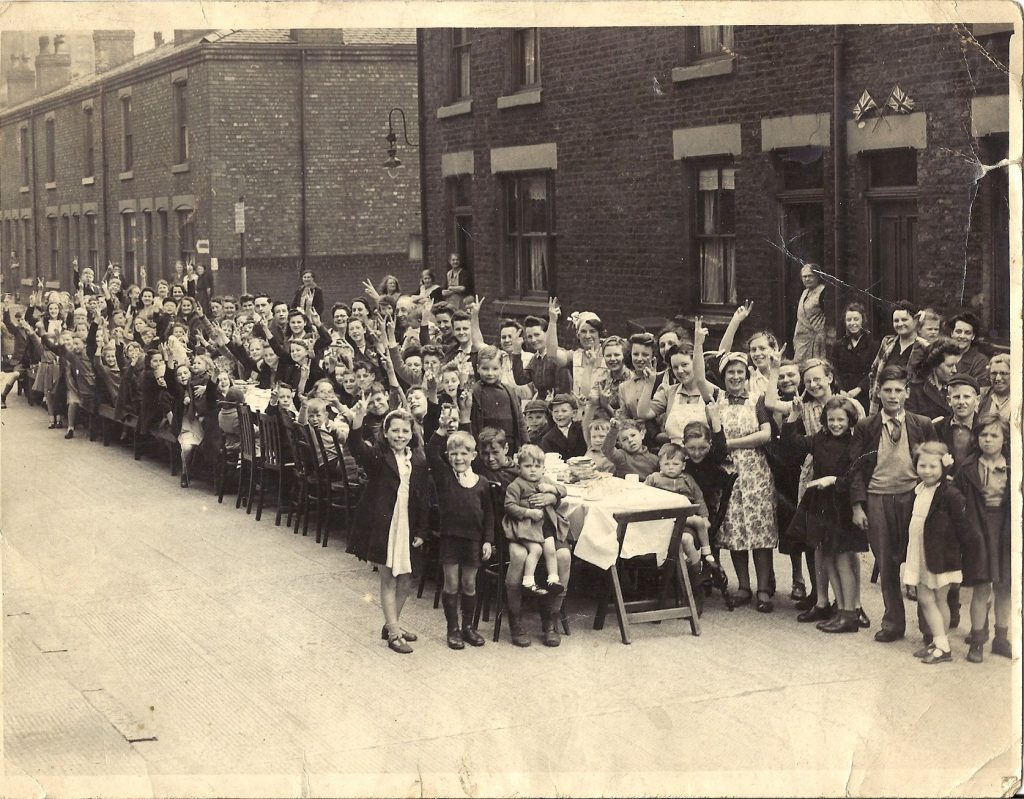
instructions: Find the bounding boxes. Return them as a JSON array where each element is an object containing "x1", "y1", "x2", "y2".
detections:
[
  {"x1": 830, "y1": 301, "x2": 876, "y2": 403},
  {"x1": 906, "y1": 337, "x2": 961, "y2": 421},
  {"x1": 345, "y1": 402, "x2": 431, "y2": 654},
  {"x1": 955, "y1": 413, "x2": 1012, "y2": 660},
  {"x1": 138, "y1": 350, "x2": 173, "y2": 437},
  {"x1": 293, "y1": 269, "x2": 325, "y2": 316}
]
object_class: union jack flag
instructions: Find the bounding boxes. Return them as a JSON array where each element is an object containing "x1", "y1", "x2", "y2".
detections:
[
  {"x1": 852, "y1": 90, "x2": 877, "y2": 122},
  {"x1": 886, "y1": 85, "x2": 915, "y2": 114}
]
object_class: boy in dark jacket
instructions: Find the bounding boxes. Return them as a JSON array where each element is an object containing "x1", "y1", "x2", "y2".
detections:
[
  {"x1": 426, "y1": 419, "x2": 495, "y2": 651},
  {"x1": 540, "y1": 393, "x2": 586, "y2": 459}
]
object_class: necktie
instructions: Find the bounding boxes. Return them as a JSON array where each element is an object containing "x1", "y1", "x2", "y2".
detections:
[{"x1": 886, "y1": 417, "x2": 901, "y2": 444}]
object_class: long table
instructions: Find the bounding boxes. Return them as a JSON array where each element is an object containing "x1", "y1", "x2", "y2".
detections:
[{"x1": 564, "y1": 477, "x2": 695, "y2": 571}]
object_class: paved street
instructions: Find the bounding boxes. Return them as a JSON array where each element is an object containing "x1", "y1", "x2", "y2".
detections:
[{"x1": 1, "y1": 400, "x2": 1020, "y2": 798}]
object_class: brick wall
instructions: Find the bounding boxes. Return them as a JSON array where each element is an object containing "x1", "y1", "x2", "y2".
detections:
[
  {"x1": 1, "y1": 36, "x2": 421, "y2": 306},
  {"x1": 420, "y1": 25, "x2": 1011, "y2": 342}
]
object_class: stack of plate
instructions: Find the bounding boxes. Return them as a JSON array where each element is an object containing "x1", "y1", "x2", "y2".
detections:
[{"x1": 568, "y1": 456, "x2": 598, "y2": 482}]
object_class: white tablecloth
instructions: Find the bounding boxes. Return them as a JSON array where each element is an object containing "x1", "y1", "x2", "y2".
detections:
[
  {"x1": 564, "y1": 477, "x2": 694, "y2": 570},
  {"x1": 239, "y1": 385, "x2": 271, "y2": 414}
]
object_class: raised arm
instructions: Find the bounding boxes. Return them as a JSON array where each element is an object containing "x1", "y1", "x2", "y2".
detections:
[
  {"x1": 692, "y1": 315, "x2": 716, "y2": 401},
  {"x1": 779, "y1": 403, "x2": 813, "y2": 464},
  {"x1": 547, "y1": 297, "x2": 570, "y2": 368},
  {"x1": 467, "y1": 295, "x2": 487, "y2": 351},
  {"x1": 637, "y1": 383, "x2": 668, "y2": 421},
  {"x1": 715, "y1": 300, "x2": 752, "y2": 356}
]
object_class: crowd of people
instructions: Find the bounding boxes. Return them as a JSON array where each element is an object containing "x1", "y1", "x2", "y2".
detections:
[{"x1": 0, "y1": 256, "x2": 1014, "y2": 663}]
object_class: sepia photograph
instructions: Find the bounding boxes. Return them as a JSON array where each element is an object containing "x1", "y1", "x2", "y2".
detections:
[{"x1": 0, "y1": 2, "x2": 1020, "y2": 797}]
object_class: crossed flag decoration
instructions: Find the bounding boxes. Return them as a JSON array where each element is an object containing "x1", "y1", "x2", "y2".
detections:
[
  {"x1": 852, "y1": 89, "x2": 878, "y2": 123},
  {"x1": 852, "y1": 85, "x2": 915, "y2": 130},
  {"x1": 885, "y1": 84, "x2": 915, "y2": 114}
]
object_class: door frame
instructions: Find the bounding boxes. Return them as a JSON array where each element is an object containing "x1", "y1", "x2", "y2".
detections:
[{"x1": 866, "y1": 187, "x2": 917, "y2": 333}]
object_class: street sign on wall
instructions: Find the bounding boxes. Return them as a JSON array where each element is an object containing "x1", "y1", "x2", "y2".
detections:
[{"x1": 195, "y1": 239, "x2": 210, "y2": 254}]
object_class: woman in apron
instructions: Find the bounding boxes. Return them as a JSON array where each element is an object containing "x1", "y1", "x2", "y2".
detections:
[
  {"x1": 716, "y1": 352, "x2": 778, "y2": 612},
  {"x1": 792, "y1": 263, "x2": 829, "y2": 363}
]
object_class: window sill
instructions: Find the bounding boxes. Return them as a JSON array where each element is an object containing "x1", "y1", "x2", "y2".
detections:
[
  {"x1": 119, "y1": 170, "x2": 133, "y2": 181},
  {"x1": 19, "y1": 185, "x2": 30, "y2": 194},
  {"x1": 82, "y1": 176, "x2": 95, "y2": 186},
  {"x1": 493, "y1": 298, "x2": 550, "y2": 317},
  {"x1": 688, "y1": 309, "x2": 738, "y2": 332},
  {"x1": 672, "y1": 57, "x2": 735, "y2": 83},
  {"x1": 436, "y1": 99, "x2": 473, "y2": 119},
  {"x1": 497, "y1": 89, "x2": 542, "y2": 109},
  {"x1": 45, "y1": 181, "x2": 57, "y2": 191},
  {"x1": 171, "y1": 162, "x2": 190, "y2": 174}
]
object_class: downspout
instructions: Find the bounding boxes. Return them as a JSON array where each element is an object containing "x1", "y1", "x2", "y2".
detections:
[
  {"x1": 99, "y1": 86, "x2": 110, "y2": 276},
  {"x1": 29, "y1": 115, "x2": 40, "y2": 285},
  {"x1": 299, "y1": 47, "x2": 308, "y2": 271},
  {"x1": 416, "y1": 29, "x2": 428, "y2": 269},
  {"x1": 832, "y1": 25, "x2": 845, "y2": 328}
]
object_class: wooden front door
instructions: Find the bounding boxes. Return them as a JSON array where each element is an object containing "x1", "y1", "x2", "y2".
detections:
[{"x1": 870, "y1": 199, "x2": 917, "y2": 328}]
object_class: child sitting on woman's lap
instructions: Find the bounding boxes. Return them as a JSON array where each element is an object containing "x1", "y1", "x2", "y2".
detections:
[
  {"x1": 646, "y1": 442, "x2": 725, "y2": 582},
  {"x1": 503, "y1": 444, "x2": 570, "y2": 595}
]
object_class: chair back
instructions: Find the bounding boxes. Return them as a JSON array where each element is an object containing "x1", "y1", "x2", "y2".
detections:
[
  {"x1": 328, "y1": 429, "x2": 353, "y2": 486},
  {"x1": 258, "y1": 411, "x2": 284, "y2": 469},
  {"x1": 293, "y1": 424, "x2": 323, "y2": 482},
  {"x1": 237, "y1": 403, "x2": 258, "y2": 465},
  {"x1": 708, "y1": 471, "x2": 739, "y2": 539},
  {"x1": 487, "y1": 480, "x2": 509, "y2": 566},
  {"x1": 282, "y1": 419, "x2": 308, "y2": 482}
]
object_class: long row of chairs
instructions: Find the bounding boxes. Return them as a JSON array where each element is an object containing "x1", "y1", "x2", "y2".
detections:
[{"x1": 21, "y1": 379, "x2": 724, "y2": 644}]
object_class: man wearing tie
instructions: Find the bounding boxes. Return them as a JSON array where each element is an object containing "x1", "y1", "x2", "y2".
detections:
[{"x1": 849, "y1": 365, "x2": 938, "y2": 643}]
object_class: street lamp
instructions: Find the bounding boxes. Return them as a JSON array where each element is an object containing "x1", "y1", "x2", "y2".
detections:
[{"x1": 383, "y1": 107, "x2": 417, "y2": 179}]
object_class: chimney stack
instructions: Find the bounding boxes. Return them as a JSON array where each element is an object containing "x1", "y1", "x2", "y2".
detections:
[
  {"x1": 93, "y1": 30, "x2": 135, "y2": 73},
  {"x1": 6, "y1": 53, "x2": 36, "y2": 106},
  {"x1": 154, "y1": 31, "x2": 165, "y2": 47},
  {"x1": 35, "y1": 33, "x2": 73, "y2": 96}
]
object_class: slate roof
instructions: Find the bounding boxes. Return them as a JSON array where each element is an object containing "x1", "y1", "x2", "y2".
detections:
[{"x1": 1, "y1": 29, "x2": 415, "y2": 116}]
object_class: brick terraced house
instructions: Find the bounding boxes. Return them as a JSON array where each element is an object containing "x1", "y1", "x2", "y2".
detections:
[
  {"x1": 416, "y1": 25, "x2": 1014, "y2": 345},
  {"x1": 1, "y1": 29, "x2": 421, "y2": 303}
]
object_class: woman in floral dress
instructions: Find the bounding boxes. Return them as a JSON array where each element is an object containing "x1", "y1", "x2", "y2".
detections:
[{"x1": 715, "y1": 351, "x2": 779, "y2": 612}]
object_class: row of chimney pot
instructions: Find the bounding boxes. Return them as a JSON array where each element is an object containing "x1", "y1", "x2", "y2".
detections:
[{"x1": 5, "y1": 30, "x2": 137, "y2": 106}]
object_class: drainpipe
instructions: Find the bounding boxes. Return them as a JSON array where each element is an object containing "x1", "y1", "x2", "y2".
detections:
[
  {"x1": 416, "y1": 29, "x2": 428, "y2": 269},
  {"x1": 29, "y1": 115, "x2": 40, "y2": 285},
  {"x1": 832, "y1": 25, "x2": 845, "y2": 328},
  {"x1": 99, "y1": 87, "x2": 110, "y2": 276},
  {"x1": 299, "y1": 47, "x2": 308, "y2": 271}
]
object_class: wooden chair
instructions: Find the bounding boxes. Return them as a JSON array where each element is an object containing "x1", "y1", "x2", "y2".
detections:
[
  {"x1": 215, "y1": 436, "x2": 240, "y2": 504},
  {"x1": 281, "y1": 421, "x2": 311, "y2": 535},
  {"x1": 416, "y1": 509, "x2": 444, "y2": 606},
  {"x1": 310, "y1": 426, "x2": 361, "y2": 547},
  {"x1": 474, "y1": 481, "x2": 570, "y2": 642},
  {"x1": 289, "y1": 423, "x2": 330, "y2": 542},
  {"x1": 593, "y1": 507, "x2": 701, "y2": 644},
  {"x1": 236, "y1": 403, "x2": 261, "y2": 514},
  {"x1": 255, "y1": 411, "x2": 292, "y2": 525}
]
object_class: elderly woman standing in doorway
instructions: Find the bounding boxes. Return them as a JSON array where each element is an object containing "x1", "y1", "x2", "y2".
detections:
[{"x1": 792, "y1": 263, "x2": 830, "y2": 364}]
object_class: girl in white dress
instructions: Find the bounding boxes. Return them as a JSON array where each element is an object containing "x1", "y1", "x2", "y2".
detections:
[{"x1": 903, "y1": 442, "x2": 977, "y2": 664}]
